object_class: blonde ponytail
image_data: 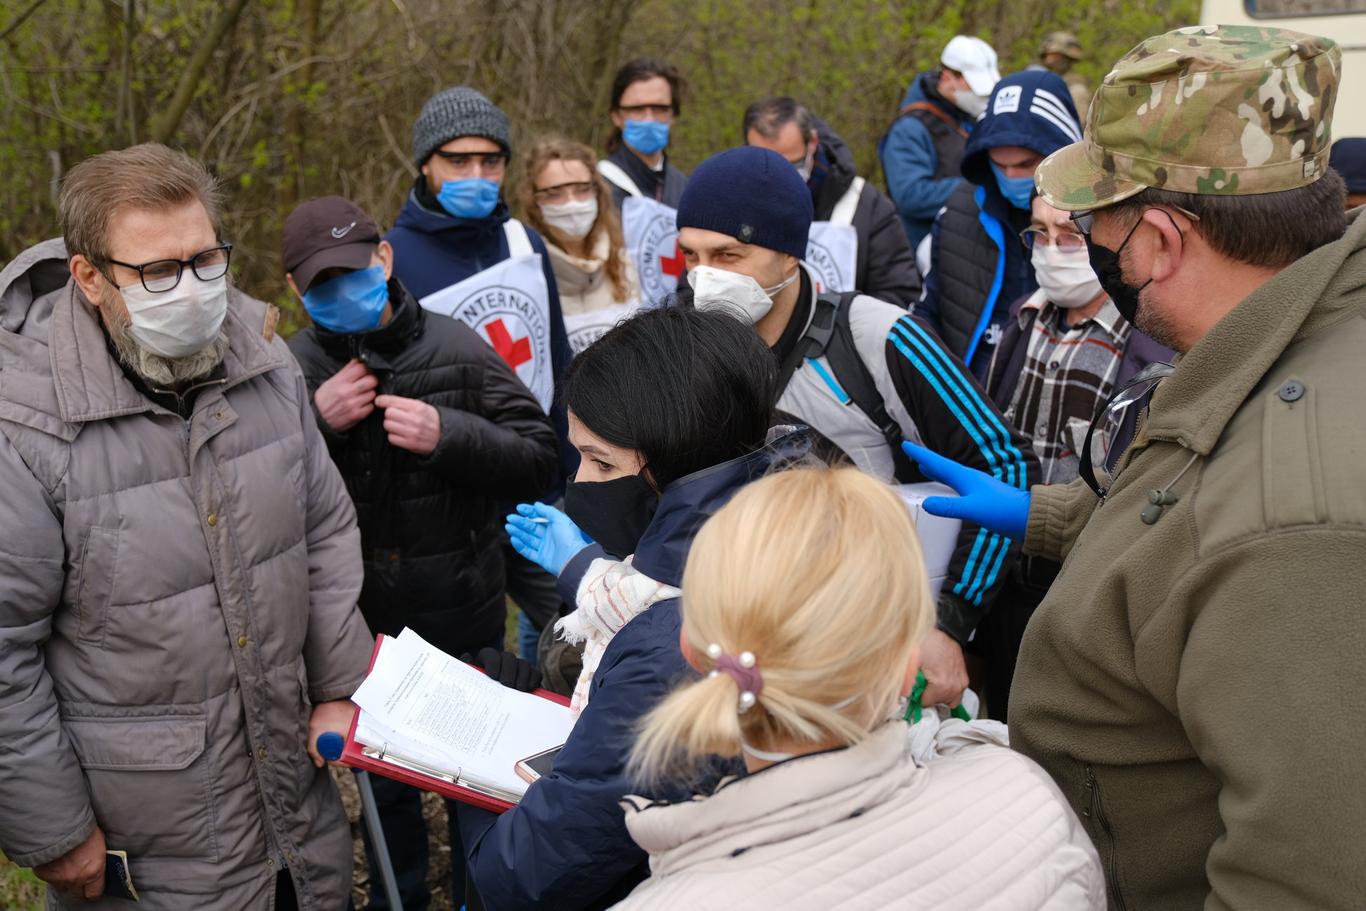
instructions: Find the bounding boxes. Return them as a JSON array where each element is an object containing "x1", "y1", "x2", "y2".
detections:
[{"x1": 629, "y1": 466, "x2": 936, "y2": 785}]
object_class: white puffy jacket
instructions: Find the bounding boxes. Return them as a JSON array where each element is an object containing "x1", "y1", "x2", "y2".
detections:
[{"x1": 613, "y1": 721, "x2": 1104, "y2": 910}]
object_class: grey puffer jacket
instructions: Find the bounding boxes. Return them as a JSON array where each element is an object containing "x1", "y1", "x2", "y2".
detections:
[{"x1": 0, "y1": 239, "x2": 374, "y2": 910}]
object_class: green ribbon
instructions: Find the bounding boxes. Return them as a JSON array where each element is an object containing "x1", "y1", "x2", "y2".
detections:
[{"x1": 904, "y1": 670, "x2": 972, "y2": 724}]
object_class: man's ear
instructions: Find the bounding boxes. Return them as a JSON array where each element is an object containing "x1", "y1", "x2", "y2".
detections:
[
  {"x1": 69, "y1": 254, "x2": 106, "y2": 306},
  {"x1": 376, "y1": 240, "x2": 395, "y2": 282},
  {"x1": 610, "y1": 108, "x2": 626, "y2": 132},
  {"x1": 1144, "y1": 208, "x2": 1189, "y2": 285},
  {"x1": 286, "y1": 273, "x2": 303, "y2": 301}
]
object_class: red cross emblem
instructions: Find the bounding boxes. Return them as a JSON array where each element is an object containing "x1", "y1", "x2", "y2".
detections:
[
  {"x1": 659, "y1": 242, "x2": 685, "y2": 279},
  {"x1": 485, "y1": 319, "x2": 533, "y2": 369}
]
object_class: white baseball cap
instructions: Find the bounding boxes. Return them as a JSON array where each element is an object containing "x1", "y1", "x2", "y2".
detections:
[{"x1": 941, "y1": 35, "x2": 1001, "y2": 97}]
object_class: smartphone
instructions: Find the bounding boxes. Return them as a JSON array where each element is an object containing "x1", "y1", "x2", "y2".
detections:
[
  {"x1": 104, "y1": 849, "x2": 140, "y2": 902},
  {"x1": 515, "y1": 745, "x2": 563, "y2": 784}
]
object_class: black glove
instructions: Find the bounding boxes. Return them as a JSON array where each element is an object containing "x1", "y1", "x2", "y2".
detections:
[{"x1": 460, "y1": 647, "x2": 542, "y2": 692}]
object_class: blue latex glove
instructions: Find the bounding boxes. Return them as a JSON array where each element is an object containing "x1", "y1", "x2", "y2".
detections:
[
  {"x1": 506, "y1": 502, "x2": 593, "y2": 576},
  {"x1": 901, "y1": 441, "x2": 1031, "y2": 540}
]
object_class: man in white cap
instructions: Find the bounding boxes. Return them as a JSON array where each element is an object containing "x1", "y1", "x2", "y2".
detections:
[{"x1": 879, "y1": 35, "x2": 1000, "y2": 250}]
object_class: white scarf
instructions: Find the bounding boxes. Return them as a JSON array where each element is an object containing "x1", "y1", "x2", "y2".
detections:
[{"x1": 555, "y1": 556, "x2": 681, "y2": 715}]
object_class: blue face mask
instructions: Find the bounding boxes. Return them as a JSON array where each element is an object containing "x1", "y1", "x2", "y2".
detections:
[
  {"x1": 303, "y1": 264, "x2": 389, "y2": 334},
  {"x1": 437, "y1": 177, "x2": 501, "y2": 220},
  {"x1": 623, "y1": 119, "x2": 670, "y2": 156},
  {"x1": 991, "y1": 162, "x2": 1035, "y2": 210}
]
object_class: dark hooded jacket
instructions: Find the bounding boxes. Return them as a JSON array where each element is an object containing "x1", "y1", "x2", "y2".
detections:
[
  {"x1": 455, "y1": 432, "x2": 809, "y2": 911},
  {"x1": 809, "y1": 115, "x2": 921, "y2": 309},
  {"x1": 919, "y1": 71, "x2": 1082, "y2": 380},
  {"x1": 601, "y1": 143, "x2": 689, "y2": 210},
  {"x1": 288, "y1": 281, "x2": 558, "y2": 654},
  {"x1": 385, "y1": 179, "x2": 576, "y2": 488}
]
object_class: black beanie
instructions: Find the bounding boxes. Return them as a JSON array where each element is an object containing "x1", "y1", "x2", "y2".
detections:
[{"x1": 676, "y1": 146, "x2": 813, "y2": 258}]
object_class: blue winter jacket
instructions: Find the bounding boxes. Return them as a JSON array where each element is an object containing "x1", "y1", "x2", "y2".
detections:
[
  {"x1": 918, "y1": 70, "x2": 1083, "y2": 379},
  {"x1": 386, "y1": 181, "x2": 576, "y2": 488},
  {"x1": 455, "y1": 433, "x2": 806, "y2": 910},
  {"x1": 878, "y1": 72, "x2": 976, "y2": 249}
]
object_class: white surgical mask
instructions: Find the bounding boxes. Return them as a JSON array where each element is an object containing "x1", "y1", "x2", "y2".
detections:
[
  {"x1": 1032, "y1": 242, "x2": 1104, "y2": 310},
  {"x1": 794, "y1": 146, "x2": 815, "y2": 182},
  {"x1": 120, "y1": 273, "x2": 229, "y2": 358},
  {"x1": 688, "y1": 264, "x2": 797, "y2": 324},
  {"x1": 952, "y1": 87, "x2": 990, "y2": 120},
  {"x1": 541, "y1": 198, "x2": 598, "y2": 240}
]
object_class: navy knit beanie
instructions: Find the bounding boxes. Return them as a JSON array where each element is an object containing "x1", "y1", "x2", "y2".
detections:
[{"x1": 676, "y1": 147, "x2": 813, "y2": 258}]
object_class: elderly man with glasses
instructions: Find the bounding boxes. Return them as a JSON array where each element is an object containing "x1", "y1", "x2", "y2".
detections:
[
  {"x1": 0, "y1": 143, "x2": 373, "y2": 909},
  {"x1": 903, "y1": 26, "x2": 1366, "y2": 910},
  {"x1": 972, "y1": 192, "x2": 1173, "y2": 720}
]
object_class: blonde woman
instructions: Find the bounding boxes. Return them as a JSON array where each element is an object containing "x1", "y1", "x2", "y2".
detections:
[
  {"x1": 616, "y1": 468, "x2": 1104, "y2": 910},
  {"x1": 521, "y1": 137, "x2": 641, "y2": 356}
]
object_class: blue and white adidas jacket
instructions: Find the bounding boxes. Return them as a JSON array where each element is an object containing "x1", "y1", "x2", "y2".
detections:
[{"x1": 776, "y1": 265, "x2": 1038, "y2": 643}]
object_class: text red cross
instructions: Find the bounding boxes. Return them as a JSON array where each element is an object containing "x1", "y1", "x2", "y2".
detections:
[
  {"x1": 659, "y1": 241, "x2": 685, "y2": 279},
  {"x1": 485, "y1": 318, "x2": 533, "y2": 369}
]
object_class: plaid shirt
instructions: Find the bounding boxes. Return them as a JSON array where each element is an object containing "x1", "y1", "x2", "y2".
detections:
[{"x1": 1005, "y1": 290, "x2": 1131, "y2": 484}]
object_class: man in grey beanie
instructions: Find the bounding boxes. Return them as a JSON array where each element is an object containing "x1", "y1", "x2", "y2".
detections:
[{"x1": 381, "y1": 84, "x2": 574, "y2": 911}]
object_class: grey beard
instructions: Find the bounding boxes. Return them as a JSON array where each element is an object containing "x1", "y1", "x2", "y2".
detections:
[{"x1": 102, "y1": 292, "x2": 230, "y2": 389}]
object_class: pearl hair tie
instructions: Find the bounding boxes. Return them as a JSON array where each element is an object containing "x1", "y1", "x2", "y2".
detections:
[{"x1": 706, "y1": 643, "x2": 763, "y2": 713}]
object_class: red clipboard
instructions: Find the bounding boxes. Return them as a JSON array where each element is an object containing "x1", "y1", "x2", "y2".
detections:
[{"x1": 340, "y1": 634, "x2": 571, "y2": 814}]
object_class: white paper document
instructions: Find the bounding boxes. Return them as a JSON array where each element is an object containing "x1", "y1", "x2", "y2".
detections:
[{"x1": 351, "y1": 628, "x2": 574, "y2": 802}]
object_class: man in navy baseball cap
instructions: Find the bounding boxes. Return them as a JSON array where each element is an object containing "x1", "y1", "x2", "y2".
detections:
[{"x1": 677, "y1": 145, "x2": 1036, "y2": 714}]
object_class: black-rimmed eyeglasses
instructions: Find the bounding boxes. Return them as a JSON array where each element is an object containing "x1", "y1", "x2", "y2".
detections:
[{"x1": 104, "y1": 243, "x2": 232, "y2": 294}]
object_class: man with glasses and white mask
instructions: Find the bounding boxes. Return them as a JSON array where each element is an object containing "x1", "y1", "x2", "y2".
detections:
[
  {"x1": 975, "y1": 193, "x2": 1172, "y2": 720},
  {"x1": 0, "y1": 143, "x2": 373, "y2": 909},
  {"x1": 903, "y1": 26, "x2": 1366, "y2": 909}
]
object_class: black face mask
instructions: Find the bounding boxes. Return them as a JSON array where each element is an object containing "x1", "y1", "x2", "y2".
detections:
[
  {"x1": 1084, "y1": 221, "x2": 1150, "y2": 327},
  {"x1": 563, "y1": 474, "x2": 659, "y2": 559}
]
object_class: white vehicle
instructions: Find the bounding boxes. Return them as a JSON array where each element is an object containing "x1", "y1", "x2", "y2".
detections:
[{"x1": 1201, "y1": 0, "x2": 1366, "y2": 137}]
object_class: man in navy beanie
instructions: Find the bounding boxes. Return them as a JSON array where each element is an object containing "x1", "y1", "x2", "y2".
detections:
[
  {"x1": 918, "y1": 70, "x2": 1083, "y2": 379},
  {"x1": 676, "y1": 145, "x2": 1037, "y2": 709}
]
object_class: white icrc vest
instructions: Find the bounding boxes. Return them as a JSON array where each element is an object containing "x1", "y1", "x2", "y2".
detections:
[
  {"x1": 417, "y1": 220, "x2": 555, "y2": 413},
  {"x1": 805, "y1": 176, "x2": 863, "y2": 294}
]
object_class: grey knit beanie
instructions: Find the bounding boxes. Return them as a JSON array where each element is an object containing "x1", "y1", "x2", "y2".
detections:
[{"x1": 411, "y1": 86, "x2": 511, "y2": 165}]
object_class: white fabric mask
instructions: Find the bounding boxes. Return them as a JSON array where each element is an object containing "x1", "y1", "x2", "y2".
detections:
[
  {"x1": 541, "y1": 198, "x2": 598, "y2": 240},
  {"x1": 120, "y1": 273, "x2": 229, "y2": 358},
  {"x1": 952, "y1": 88, "x2": 990, "y2": 120},
  {"x1": 1032, "y1": 242, "x2": 1104, "y2": 310},
  {"x1": 688, "y1": 264, "x2": 797, "y2": 324}
]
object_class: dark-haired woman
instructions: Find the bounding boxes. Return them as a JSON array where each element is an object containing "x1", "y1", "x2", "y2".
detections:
[
  {"x1": 599, "y1": 58, "x2": 689, "y2": 208},
  {"x1": 455, "y1": 306, "x2": 800, "y2": 910}
]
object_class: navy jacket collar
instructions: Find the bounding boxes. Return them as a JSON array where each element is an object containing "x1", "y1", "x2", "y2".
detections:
[{"x1": 631, "y1": 430, "x2": 811, "y2": 586}]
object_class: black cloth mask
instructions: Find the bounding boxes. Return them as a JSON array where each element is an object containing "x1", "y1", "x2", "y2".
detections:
[
  {"x1": 1084, "y1": 219, "x2": 1150, "y2": 327},
  {"x1": 563, "y1": 474, "x2": 659, "y2": 559}
]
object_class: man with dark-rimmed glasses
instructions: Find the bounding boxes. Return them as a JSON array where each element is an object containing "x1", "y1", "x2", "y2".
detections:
[
  {"x1": 0, "y1": 142, "x2": 373, "y2": 909},
  {"x1": 902, "y1": 26, "x2": 1366, "y2": 910}
]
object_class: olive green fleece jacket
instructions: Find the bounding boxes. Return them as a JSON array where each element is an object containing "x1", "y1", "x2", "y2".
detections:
[{"x1": 1010, "y1": 211, "x2": 1366, "y2": 911}]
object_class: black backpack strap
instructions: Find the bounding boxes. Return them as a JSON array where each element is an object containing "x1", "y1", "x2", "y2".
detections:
[
  {"x1": 802, "y1": 292, "x2": 919, "y2": 482},
  {"x1": 776, "y1": 292, "x2": 839, "y2": 394}
]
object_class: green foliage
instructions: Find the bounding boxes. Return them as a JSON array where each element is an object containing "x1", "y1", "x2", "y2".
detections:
[
  {"x1": 0, "y1": 853, "x2": 43, "y2": 911},
  {"x1": 0, "y1": 0, "x2": 1198, "y2": 332}
]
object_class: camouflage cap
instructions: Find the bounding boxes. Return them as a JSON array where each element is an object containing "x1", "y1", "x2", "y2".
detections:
[
  {"x1": 1041, "y1": 31, "x2": 1083, "y2": 60},
  {"x1": 1035, "y1": 25, "x2": 1340, "y2": 211}
]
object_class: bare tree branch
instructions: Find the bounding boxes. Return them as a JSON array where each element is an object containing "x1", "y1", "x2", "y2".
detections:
[
  {"x1": 147, "y1": 0, "x2": 251, "y2": 144},
  {"x1": 0, "y1": 0, "x2": 46, "y2": 44}
]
